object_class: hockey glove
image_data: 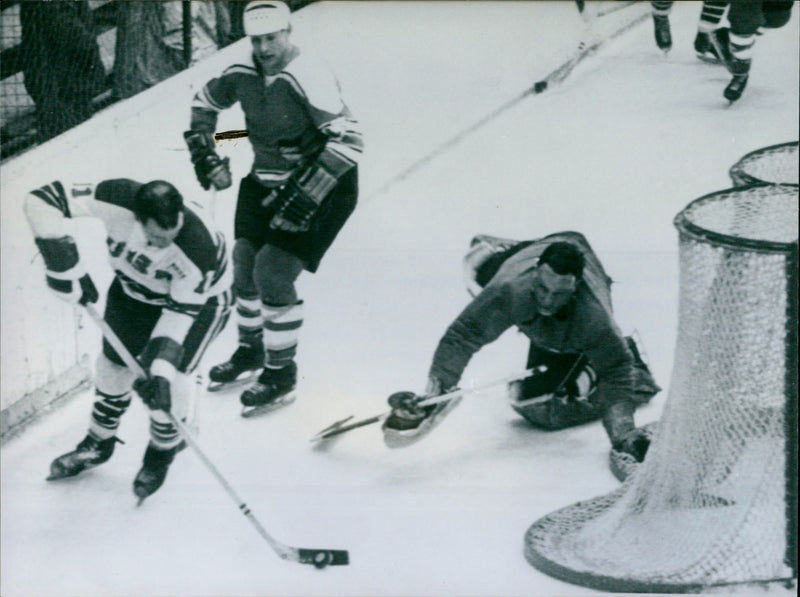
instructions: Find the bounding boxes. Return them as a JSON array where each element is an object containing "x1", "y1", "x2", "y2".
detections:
[
  {"x1": 612, "y1": 427, "x2": 650, "y2": 463},
  {"x1": 35, "y1": 237, "x2": 99, "y2": 305},
  {"x1": 183, "y1": 130, "x2": 232, "y2": 191},
  {"x1": 133, "y1": 376, "x2": 172, "y2": 412},
  {"x1": 270, "y1": 149, "x2": 354, "y2": 233}
]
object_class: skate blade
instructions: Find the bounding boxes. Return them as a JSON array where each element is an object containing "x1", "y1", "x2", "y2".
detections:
[
  {"x1": 207, "y1": 374, "x2": 259, "y2": 393},
  {"x1": 241, "y1": 393, "x2": 297, "y2": 418}
]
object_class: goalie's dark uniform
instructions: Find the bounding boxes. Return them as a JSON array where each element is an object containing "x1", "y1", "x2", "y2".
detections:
[
  {"x1": 384, "y1": 232, "x2": 659, "y2": 459},
  {"x1": 185, "y1": 0, "x2": 363, "y2": 412}
]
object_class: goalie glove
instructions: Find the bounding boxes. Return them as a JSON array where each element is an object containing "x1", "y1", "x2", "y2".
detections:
[
  {"x1": 612, "y1": 427, "x2": 651, "y2": 463},
  {"x1": 35, "y1": 236, "x2": 99, "y2": 306},
  {"x1": 183, "y1": 130, "x2": 232, "y2": 191},
  {"x1": 270, "y1": 148, "x2": 354, "y2": 233}
]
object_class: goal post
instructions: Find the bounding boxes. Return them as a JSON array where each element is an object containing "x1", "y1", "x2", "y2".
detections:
[{"x1": 524, "y1": 183, "x2": 798, "y2": 593}]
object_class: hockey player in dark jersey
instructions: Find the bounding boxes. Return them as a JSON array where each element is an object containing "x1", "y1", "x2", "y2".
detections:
[
  {"x1": 184, "y1": 1, "x2": 363, "y2": 415},
  {"x1": 710, "y1": 0, "x2": 794, "y2": 101},
  {"x1": 24, "y1": 179, "x2": 231, "y2": 500},
  {"x1": 382, "y1": 233, "x2": 660, "y2": 464}
]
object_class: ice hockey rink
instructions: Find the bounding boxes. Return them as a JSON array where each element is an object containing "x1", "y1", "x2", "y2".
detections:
[{"x1": 1, "y1": 2, "x2": 798, "y2": 596}]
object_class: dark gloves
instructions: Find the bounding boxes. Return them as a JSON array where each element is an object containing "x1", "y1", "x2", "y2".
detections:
[
  {"x1": 183, "y1": 130, "x2": 232, "y2": 191},
  {"x1": 612, "y1": 427, "x2": 651, "y2": 463},
  {"x1": 133, "y1": 376, "x2": 172, "y2": 412}
]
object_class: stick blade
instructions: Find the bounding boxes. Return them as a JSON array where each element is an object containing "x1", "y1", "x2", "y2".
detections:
[
  {"x1": 296, "y1": 548, "x2": 350, "y2": 568},
  {"x1": 310, "y1": 415, "x2": 383, "y2": 442}
]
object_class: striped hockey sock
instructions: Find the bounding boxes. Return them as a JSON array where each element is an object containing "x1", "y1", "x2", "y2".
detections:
[
  {"x1": 262, "y1": 300, "x2": 304, "y2": 368},
  {"x1": 235, "y1": 294, "x2": 264, "y2": 349},
  {"x1": 88, "y1": 389, "x2": 132, "y2": 440}
]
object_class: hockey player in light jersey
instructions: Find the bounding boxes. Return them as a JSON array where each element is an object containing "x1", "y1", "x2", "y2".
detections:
[
  {"x1": 184, "y1": 0, "x2": 363, "y2": 416},
  {"x1": 24, "y1": 179, "x2": 231, "y2": 500},
  {"x1": 382, "y1": 232, "x2": 660, "y2": 464}
]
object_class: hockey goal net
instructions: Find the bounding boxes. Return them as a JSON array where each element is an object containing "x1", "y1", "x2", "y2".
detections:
[
  {"x1": 524, "y1": 183, "x2": 798, "y2": 593},
  {"x1": 729, "y1": 141, "x2": 799, "y2": 187}
]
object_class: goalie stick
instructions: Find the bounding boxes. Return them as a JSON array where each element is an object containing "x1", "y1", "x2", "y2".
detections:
[
  {"x1": 82, "y1": 304, "x2": 349, "y2": 568},
  {"x1": 310, "y1": 366, "x2": 548, "y2": 443}
]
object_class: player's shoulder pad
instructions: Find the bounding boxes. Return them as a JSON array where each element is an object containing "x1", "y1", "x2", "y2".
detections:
[
  {"x1": 283, "y1": 52, "x2": 343, "y2": 115},
  {"x1": 220, "y1": 48, "x2": 259, "y2": 78},
  {"x1": 95, "y1": 179, "x2": 143, "y2": 211},
  {"x1": 174, "y1": 209, "x2": 220, "y2": 274}
]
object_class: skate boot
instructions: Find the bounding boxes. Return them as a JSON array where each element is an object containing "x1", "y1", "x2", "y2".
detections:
[
  {"x1": 47, "y1": 434, "x2": 123, "y2": 481},
  {"x1": 133, "y1": 443, "x2": 179, "y2": 503},
  {"x1": 652, "y1": 14, "x2": 672, "y2": 53},
  {"x1": 240, "y1": 361, "x2": 297, "y2": 418},
  {"x1": 694, "y1": 28, "x2": 728, "y2": 64},
  {"x1": 724, "y1": 66, "x2": 750, "y2": 102},
  {"x1": 382, "y1": 391, "x2": 462, "y2": 449},
  {"x1": 207, "y1": 344, "x2": 265, "y2": 392}
]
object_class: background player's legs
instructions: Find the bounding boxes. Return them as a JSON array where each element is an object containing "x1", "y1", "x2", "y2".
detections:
[
  {"x1": 208, "y1": 238, "x2": 264, "y2": 390},
  {"x1": 695, "y1": 1, "x2": 729, "y2": 62},
  {"x1": 240, "y1": 244, "x2": 305, "y2": 412},
  {"x1": 650, "y1": 1, "x2": 673, "y2": 53}
]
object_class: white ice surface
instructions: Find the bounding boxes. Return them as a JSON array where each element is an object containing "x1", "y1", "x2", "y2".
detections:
[{"x1": 1, "y1": 2, "x2": 798, "y2": 596}]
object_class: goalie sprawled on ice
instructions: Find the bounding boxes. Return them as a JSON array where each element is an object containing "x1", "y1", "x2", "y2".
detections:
[{"x1": 383, "y1": 232, "x2": 660, "y2": 463}]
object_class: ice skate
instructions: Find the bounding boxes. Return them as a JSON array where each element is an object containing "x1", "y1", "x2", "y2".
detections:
[
  {"x1": 207, "y1": 344, "x2": 264, "y2": 392},
  {"x1": 652, "y1": 14, "x2": 672, "y2": 53},
  {"x1": 240, "y1": 362, "x2": 297, "y2": 418},
  {"x1": 694, "y1": 28, "x2": 727, "y2": 64},
  {"x1": 724, "y1": 73, "x2": 749, "y2": 102},
  {"x1": 382, "y1": 391, "x2": 462, "y2": 448},
  {"x1": 133, "y1": 443, "x2": 179, "y2": 503},
  {"x1": 47, "y1": 434, "x2": 123, "y2": 481}
]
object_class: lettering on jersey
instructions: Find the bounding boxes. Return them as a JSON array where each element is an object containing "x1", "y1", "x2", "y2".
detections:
[
  {"x1": 71, "y1": 183, "x2": 94, "y2": 197},
  {"x1": 125, "y1": 250, "x2": 153, "y2": 274},
  {"x1": 152, "y1": 264, "x2": 187, "y2": 283},
  {"x1": 107, "y1": 237, "x2": 126, "y2": 258}
]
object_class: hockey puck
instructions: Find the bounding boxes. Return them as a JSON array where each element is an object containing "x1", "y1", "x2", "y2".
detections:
[
  {"x1": 533, "y1": 81, "x2": 548, "y2": 93},
  {"x1": 313, "y1": 551, "x2": 333, "y2": 569}
]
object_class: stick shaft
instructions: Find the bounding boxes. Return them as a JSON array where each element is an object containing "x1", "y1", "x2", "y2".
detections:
[{"x1": 82, "y1": 304, "x2": 291, "y2": 558}]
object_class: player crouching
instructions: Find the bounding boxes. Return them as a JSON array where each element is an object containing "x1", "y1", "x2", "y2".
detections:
[
  {"x1": 24, "y1": 179, "x2": 231, "y2": 500},
  {"x1": 382, "y1": 232, "x2": 660, "y2": 465}
]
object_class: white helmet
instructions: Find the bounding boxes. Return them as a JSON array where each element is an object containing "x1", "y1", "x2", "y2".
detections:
[{"x1": 243, "y1": 1, "x2": 290, "y2": 36}]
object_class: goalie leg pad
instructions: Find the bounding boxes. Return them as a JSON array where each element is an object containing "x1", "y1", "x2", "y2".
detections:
[{"x1": 509, "y1": 381, "x2": 603, "y2": 430}]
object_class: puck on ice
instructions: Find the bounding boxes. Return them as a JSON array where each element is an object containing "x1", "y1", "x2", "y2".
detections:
[{"x1": 534, "y1": 81, "x2": 547, "y2": 93}]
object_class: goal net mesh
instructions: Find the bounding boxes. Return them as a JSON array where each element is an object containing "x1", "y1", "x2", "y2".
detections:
[
  {"x1": 524, "y1": 183, "x2": 798, "y2": 593},
  {"x1": 729, "y1": 141, "x2": 799, "y2": 187}
]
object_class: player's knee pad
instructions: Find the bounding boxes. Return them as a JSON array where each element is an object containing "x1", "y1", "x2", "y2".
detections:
[
  {"x1": 167, "y1": 373, "x2": 193, "y2": 421},
  {"x1": 95, "y1": 353, "x2": 137, "y2": 395}
]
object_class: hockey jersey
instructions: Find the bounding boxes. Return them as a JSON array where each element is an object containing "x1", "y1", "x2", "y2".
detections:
[
  {"x1": 24, "y1": 179, "x2": 231, "y2": 352},
  {"x1": 191, "y1": 46, "x2": 363, "y2": 186},
  {"x1": 429, "y1": 232, "x2": 635, "y2": 408}
]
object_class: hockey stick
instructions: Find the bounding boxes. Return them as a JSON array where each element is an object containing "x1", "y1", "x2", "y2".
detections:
[
  {"x1": 82, "y1": 304, "x2": 349, "y2": 568},
  {"x1": 365, "y1": 7, "x2": 648, "y2": 201},
  {"x1": 310, "y1": 366, "x2": 547, "y2": 443}
]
